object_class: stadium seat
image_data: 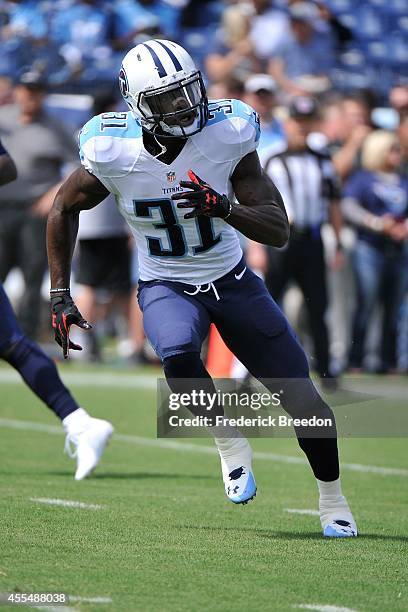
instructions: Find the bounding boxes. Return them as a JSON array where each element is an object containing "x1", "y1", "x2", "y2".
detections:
[{"x1": 355, "y1": 6, "x2": 383, "y2": 39}]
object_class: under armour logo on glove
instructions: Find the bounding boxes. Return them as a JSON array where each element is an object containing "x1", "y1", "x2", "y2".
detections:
[
  {"x1": 172, "y1": 169, "x2": 233, "y2": 220},
  {"x1": 51, "y1": 293, "x2": 92, "y2": 359}
]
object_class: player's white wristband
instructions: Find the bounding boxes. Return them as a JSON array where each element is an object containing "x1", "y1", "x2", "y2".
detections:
[
  {"x1": 50, "y1": 288, "x2": 71, "y2": 294},
  {"x1": 223, "y1": 200, "x2": 233, "y2": 220}
]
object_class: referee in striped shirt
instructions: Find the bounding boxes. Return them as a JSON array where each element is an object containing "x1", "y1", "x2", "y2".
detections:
[{"x1": 261, "y1": 97, "x2": 343, "y2": 386}]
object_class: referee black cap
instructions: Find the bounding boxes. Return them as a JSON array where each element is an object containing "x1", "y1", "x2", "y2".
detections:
[
  {"x1": 289, "y1": 96, "x2": 319, "y2": 119},
  {"x1": 17, "y1": 69, "x2": 47, "y2": 91}
]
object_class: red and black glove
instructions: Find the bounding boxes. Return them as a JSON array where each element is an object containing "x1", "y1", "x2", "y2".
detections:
[
  {"x1": 51, "y1": 292, "x2": 92, "y2": 359},
  {"x1": 172, "y1": 169, "x2": 233, "y2": 220}
]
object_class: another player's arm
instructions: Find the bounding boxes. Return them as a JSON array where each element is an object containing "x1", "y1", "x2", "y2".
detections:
[
  {"x1": 228, "y1": 151, "x2": 289, "y2": 247},
  {"x1": 47, "y1": 167, "x2": 109, "y2": 358},
  {"x1": 0, "y1": 149, "x2": 17, "y2": 186},
  {"x1": 47, "y1": 167, "x2": 109, "y2": 288}
]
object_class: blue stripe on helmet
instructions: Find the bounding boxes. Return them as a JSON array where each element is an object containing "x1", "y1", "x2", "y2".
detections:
[
  {"x1": 143, "y1": 43, "x2": 167, "y2": 78},
  {"x1": 155, "y1": 40, "x2": 183, "y2": 72}
]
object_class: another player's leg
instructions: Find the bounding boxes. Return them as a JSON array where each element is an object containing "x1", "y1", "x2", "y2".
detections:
[
  {"x1": 139, "y1": 280, "x2": 256, "y2": 504},
  {"x1": 295, "y1": 237, "x2": 333, "y2": 383},
  {"x1": 215, "y1": 268, "x2": 357, "y2": 536},
  {"x1": 0, "y1": 283, "x2": 113, "y2": 479}
]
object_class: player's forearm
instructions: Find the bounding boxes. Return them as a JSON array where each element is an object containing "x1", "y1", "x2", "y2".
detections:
[
  {"x1": 227, "y1": 203, "x2": 289, "y2": 247},
  {"x1": 46, "y1": 168, "x2": 109, "y2": 288},
  {"x1": 46, "y1": 196, "x2": 79, "y2": 289},
  {"x1": 230, "y1": 159, "x2": 289, "y2": 246}
]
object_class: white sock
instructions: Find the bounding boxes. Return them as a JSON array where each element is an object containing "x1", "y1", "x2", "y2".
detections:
[
  {"x1": 317, "y1": 478, "x2": 354, "y2": 529},
  {"x1": 210, "y1": 422, "x2": 243, "y2": 441},
  {"x1": 317, "y1": 477, "x2": 343, "y2": 499},
  {"x1": 209, "y1": 424, "x2": 252, "y2": 472},
  {"x1": 62, "y1": 408, "x2": 91, "y2": 435}
]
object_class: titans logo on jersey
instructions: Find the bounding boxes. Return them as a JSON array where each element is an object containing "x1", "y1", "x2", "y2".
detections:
[{"x1": 79, "y1": 99, "x2": 260, "y2": 284}]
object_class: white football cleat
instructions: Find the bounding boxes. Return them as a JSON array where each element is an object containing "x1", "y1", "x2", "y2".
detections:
[
  {"x1": 320, "y1": 494, "x2": 358, "y2": 537},
  {"x1": 218, "y1": 437, "x2": 257, "y2": 504},
  {"x1": 64, "y1": 418, "x2": 114, "y2": 481}
]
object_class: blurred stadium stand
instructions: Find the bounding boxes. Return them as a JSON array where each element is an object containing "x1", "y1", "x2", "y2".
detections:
[{"x1": 0, "y1": 1, "x2": 405, "y2": 99}]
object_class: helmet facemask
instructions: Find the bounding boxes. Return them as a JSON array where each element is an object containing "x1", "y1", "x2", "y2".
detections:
[{"x1": 136, "y1": 71, "x2": 208, "y2": 138}]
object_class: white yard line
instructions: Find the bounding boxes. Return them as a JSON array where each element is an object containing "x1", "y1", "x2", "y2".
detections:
[
  {"x1": 30, "y1": 498, "x2": 103, "y2": 510},
  {"x1": 32, "y1": 595, "x2": 112, "y2": 611},
  {"x1": 34, "y1": 607, "x2": 77, "y2": 612},
  {"x1": 2, "y1": 367, "x2": 408, "y2": 397},
  {"x1": 69, "y1": 596, "x2": 112, "y2": 604},
  {"x1": 295, "y1": 605, "x2": 358, "y2": 612},
  {"x1": 0, "y1": 369, "x2": 156, "y2": 389},
  {"x1": 284, "y1": 508, "x2": 320, "y2": 516},
  {"x1": 1, "y1": 417, "x2": 407, "y2": 477}
]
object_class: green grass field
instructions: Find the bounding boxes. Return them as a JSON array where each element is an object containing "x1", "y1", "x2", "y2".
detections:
[{"x1": 0, "y1": 363, "x2": 407, "y2": 612}]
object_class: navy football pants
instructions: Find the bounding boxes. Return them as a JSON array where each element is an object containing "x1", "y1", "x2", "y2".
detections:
[
  {"x1": 138, "y1": 257, "x2": 339, "y2": 481},
  {"x1": 0, "y1": 282, "x2": 78, "y2": 420}
]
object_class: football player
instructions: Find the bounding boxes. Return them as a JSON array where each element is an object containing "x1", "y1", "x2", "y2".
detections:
[
  {"x1": 47, "y1": 40, "x2": 357, "y2": 536},
  {"x1": 0, "y1": 139, "x2": 113, "y2": 480}
]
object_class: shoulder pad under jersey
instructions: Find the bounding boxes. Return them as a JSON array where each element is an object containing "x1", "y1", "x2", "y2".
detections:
[
  {"x1": 79, "y1": 112, "x2": 143, "y2": 179},
  {"x1": 193, "y1": 99, "x2": 260, "y2": 163}
]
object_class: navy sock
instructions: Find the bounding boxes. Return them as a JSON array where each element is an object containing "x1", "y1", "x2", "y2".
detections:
[{"x1": 3, "y1": 336, "x2": 79, "y2": 421}]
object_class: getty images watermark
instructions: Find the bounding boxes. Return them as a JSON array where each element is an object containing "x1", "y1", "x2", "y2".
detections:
[
  {"x1": 166, "y1": 389, "x2": 332, "y2": 429},
  {"x1": 157, "y1": 377, "x2": 408, "y2": 438},
  {"x1": 157, "y1": 379, "x2": 340, "y2": 438}
]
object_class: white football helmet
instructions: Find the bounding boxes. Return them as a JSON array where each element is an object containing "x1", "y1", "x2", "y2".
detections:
[{"x1": 119, "y1": 39, "x2": 208, "y2": 138}]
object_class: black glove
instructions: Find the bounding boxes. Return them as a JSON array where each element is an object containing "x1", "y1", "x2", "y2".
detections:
[
  {"x1": 50, "y1": 292, "x2": 92, "y2": 359},
  {"x1": 172, "y1": 169, "x2": 233, "y2": 220}
]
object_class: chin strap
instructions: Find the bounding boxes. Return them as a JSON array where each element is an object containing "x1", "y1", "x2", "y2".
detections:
[{"x1": 152, "y1": 127, "x2": 168, "y2": 158}]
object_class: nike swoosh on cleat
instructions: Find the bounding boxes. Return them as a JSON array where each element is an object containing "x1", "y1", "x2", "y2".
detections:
[{"x1": 234, "y1": 267, "x2": 246, "y2": 280}]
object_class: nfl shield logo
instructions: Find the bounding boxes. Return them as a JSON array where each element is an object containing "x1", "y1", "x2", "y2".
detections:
[{"x1": 166, "y1": 171, "x2": 176, "y2": 183}]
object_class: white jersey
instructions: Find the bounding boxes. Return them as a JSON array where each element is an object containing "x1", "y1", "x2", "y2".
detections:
[{"x1": 79, "y1": 99, "x2": 260, "y2": 284}]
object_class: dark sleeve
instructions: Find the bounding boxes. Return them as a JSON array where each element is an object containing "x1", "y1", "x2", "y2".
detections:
[
  {"x1": 0, "y1": 139, "x2": 8, "y2": 156},
  {"x1": 317, "y1": 152, "x2": 342, "y2": 200},
  {"x1": 342, "y1": 171, "x2": 366, "y2": 203}
]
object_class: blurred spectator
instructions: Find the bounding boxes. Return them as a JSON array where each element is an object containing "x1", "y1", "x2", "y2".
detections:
[
  {"x1": 49, "y1": 0, "x2": 116, "y2": 83},
  {"x1": 248, "y1": 0, "x2": 290, "y2": 63},
  {"x1": 268, "y1": 2, "x2": 335, "y2": 96},
  {"x1": 312, "y1": 0, "x2": 352, "y2": 52},
  {"x1": 313, "y1": 99, "x2": 345, "y2": 147},
  {"x1": 243, "y1": 73, "x2": 285, "y2": 153},
  {"x1": 205, "y1": 26, "x2": 261, "y2": 82},
  {"x1": 0, "y1": 70, "x2": 77, "y2": 338},
  {"x1": 206, "y1": 0, "x2": 289, "y2": 84},
  {"x1": 0, "y1": 75, "x2": 13, "y2": 106},
  {"x1": 0, "y1": 0, "x2": 47, "y2": 42},
  {"x1": 389, "y1": 85, "x2": 408, "y2": 119},
  {"x1": 0, "y1": 0, "x2": 48, "y2": 77},
  {"x1": 145, "y1": 1, "x2": 183, "y2": 40},
  {"x1": 220, "y1": 0, "x2": 252, "y2": 48},
  {"x1": 72, "y1": 90, "x2": 140, "y2": 362},
  {"x1": 207, "y1": 76, "x2": 245, "y2": 101},
  {"x1": 342, "y1": 130, "x2": 408, "y2": 373},
  {"x1": 73, "y1": 193, "x2": 135, "y2": 361},
  {"x1": 111, "y1": 0, "x2": 161, "y2": 51},
  {"x1": 260, "y1": 97, "x2": 343, "y2": 384},
  {"x1": 317, "y1": 95, "x2": 373, "y2": 182},
  {"x1": 180, "y1": 0, "x2": 219, "y2": 28},
  {"x1": 398, "y1": 113, "x2": 408, "y2": 174}
]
